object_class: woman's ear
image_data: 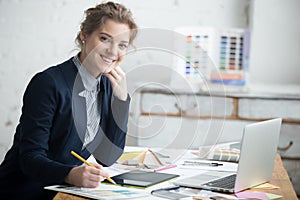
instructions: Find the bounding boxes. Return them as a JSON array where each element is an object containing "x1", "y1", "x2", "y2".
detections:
[{"x1": 79, "y1": 31, "x2": 86, "y2": 42}]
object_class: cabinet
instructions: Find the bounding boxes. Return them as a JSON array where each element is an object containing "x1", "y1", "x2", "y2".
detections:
[{"x1": 129, "y1": 85, "x2": 300, "y2": 150}]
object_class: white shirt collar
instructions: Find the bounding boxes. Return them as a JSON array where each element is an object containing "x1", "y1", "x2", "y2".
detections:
[{"x1": 73, "y1": 54, "x2": 101, "y2": 95}]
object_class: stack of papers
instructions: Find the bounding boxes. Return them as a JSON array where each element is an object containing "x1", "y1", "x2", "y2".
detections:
[{"x1": 45, "y1": 184, "x2": 149, "y2": 200}]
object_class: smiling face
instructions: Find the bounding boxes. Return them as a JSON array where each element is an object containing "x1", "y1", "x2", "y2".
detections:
[{"x1": 79, "y1": 19, "x2": 130, "y2": 77}]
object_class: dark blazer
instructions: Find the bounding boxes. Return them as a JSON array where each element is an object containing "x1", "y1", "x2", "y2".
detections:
[{"x1": 0, "y1": 57, "x2": 130, "y2": 200}]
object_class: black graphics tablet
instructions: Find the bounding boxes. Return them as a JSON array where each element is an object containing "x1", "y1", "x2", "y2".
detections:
[{"x1": 105, "y1": 170, "x2": 179, "y2": 188}]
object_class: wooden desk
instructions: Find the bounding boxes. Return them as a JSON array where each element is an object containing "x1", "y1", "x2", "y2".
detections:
[
  {"x1": 53, "y1": 155, "x2": 298, "y2": 200},
  {"x1": 249, "y1": 154, "x2": 298, "y2": 199}
]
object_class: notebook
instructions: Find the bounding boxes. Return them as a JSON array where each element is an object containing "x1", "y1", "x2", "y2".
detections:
[
  {"x1": 173, "y1": 118, "x2": 282, "y2": 193},
  {"x1": 104, "y1": 170, "x2": 179, "y2": 188}
]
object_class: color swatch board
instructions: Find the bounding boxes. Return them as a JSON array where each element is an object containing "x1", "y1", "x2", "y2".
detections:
[{"x1": 172, "y1": 27, "x2": 250, "y2": 87}]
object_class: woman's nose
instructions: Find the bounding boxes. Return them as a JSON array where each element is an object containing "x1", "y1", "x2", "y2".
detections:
[{"x1": 107, "y1": 43, "x2": 118, "y2": 57}]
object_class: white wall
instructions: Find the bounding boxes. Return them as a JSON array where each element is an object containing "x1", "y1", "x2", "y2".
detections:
[
  {"x1": 0, "y1": 0, "x2": 299, "y2": 161},
  {"x1": 250, "y1": 0, "x2": 300, "y2": 84}
]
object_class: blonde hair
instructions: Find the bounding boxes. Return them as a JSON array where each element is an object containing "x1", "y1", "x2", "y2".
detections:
[{"x1": 76, "y1": 1, "x2": 138, "y2": 49}]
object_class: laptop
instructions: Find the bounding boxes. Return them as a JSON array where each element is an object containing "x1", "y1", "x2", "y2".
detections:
[{"x1": 173, "y1": 118, "x2": 282, "y2": 193}]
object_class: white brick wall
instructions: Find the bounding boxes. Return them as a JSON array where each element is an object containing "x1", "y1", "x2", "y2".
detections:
[{"x1": 0, "y1": 0, "x2": 90, "y2": 159}]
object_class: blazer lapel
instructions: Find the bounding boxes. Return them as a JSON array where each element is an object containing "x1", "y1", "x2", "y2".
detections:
[
  {"x1": 61, "y1": 58, "x2": 87, "y2": 143},
  {"x1": 72, "y1": 72, "x2": 87, "y2": 143}
]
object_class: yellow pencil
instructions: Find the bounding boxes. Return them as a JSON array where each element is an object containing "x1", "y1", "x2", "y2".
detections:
[{"x1": 70, "y1": 150, "x2": 116, "y2": 184}]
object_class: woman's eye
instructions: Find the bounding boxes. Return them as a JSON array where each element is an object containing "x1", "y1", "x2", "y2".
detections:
[
  {"x1": 119, "y1": 43, "x2": 128, "y2": 50},
  {"x1": 100, "y1": 36, "x2": 110, "y2": 43}
]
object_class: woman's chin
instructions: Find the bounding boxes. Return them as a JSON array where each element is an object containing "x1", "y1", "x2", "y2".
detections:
[
  {"x1": 103, "y1": 70, "x2": 111, "y2": 74},
  {"x1": 96, "y1": 64, "x2": 110, "y2": 74},
  {"x1": 103, "y1": 67, "x2": 114, "y2": 74}
]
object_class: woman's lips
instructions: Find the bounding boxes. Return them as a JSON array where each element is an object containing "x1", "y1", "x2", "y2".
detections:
[{"x1": 100, "y1": 55, "x2": 116, "y2": 64}]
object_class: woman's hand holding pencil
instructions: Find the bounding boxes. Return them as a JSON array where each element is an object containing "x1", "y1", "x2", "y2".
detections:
[{"x1": 64, "y1": 150, "x2": 115, "y2": 188}]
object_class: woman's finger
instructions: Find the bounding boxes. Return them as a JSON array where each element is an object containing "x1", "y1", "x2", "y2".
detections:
[
  {"x1": 114, "y1": 66, "x2": 125, "y2": 77},
  {"x1": 109, "y1": 69, "x2": 121, "y2": 81},
  {"x1": 89, "y1": 173, "x2": 102, "y2": 182}
]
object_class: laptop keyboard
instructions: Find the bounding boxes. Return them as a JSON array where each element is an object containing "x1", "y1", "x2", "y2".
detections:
[{"x1": 204, "y1": 174, "x2": 237, "y2": 189}]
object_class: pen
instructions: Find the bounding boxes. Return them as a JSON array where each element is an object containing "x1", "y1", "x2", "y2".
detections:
[
  {"x1": 154, "y1": 164, "x2": 177, "y2": 172},
  {"x1": 183, "y1": 161, "x2": 223, "y2": 167},
  {"x1": 151, "y1": 185, "x2": 180, "y2": 193},
  {"x1": 70, "y1": 150, "x2": 116, "y2": 184}
]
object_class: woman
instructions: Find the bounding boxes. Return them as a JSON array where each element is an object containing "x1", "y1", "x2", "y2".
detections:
[{"x1": 0, "y1": 2, "x2": 138, "y2": 199}]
